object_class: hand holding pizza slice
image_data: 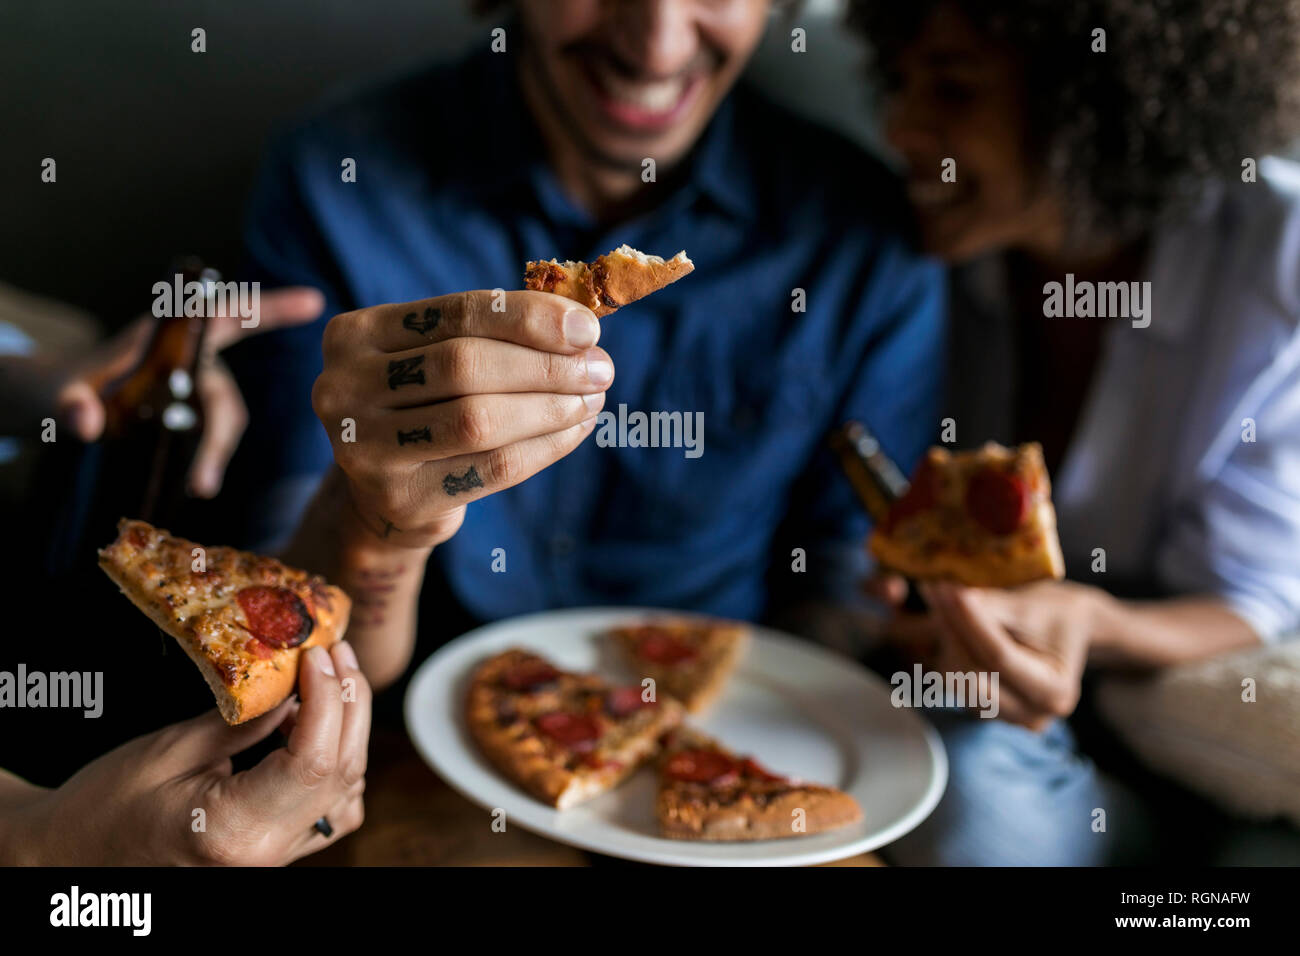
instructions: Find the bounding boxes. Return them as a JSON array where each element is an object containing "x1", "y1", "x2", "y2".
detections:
[
  {"x1": 869, "y1": 442, "x2": 1066, "y2": 588},
  {"x1": 99, "y1": 519, "x2": 351, "y2": 724}
]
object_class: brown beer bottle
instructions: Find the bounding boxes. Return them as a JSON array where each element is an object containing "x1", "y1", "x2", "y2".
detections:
[
  {"x1": 829, "y1": 420, "x2": 928, "y2": 613},
  {"x1": 99, "y1": 257, "x2": 215, "y2": 521},
  {"x1": 39, "y1": 257, "x2": 216, "y2": 574}
]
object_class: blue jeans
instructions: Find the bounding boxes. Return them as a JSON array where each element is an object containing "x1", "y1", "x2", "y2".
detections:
[{"x1": 884, "y1": 710, "x2": 1153, "y2": 866}]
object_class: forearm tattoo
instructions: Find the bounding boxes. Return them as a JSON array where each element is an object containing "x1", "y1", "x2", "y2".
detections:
[
  {"x1": 387, "y1": 355, "x2": 426, "y2": 389},
  {"x1": 349, "y1": 565, "x2": 407, "y2": 628},
  {"x1": 443, "y1": 465, "x2": 484, "y2": 496}
]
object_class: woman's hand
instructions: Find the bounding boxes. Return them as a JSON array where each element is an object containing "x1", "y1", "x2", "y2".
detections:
[
  {"x1": 916, "y1": 579, "x2": 1095, "y2": 731},
  {"x1": 868, "y1": 573, "x2": 1097, "y2": 731}
]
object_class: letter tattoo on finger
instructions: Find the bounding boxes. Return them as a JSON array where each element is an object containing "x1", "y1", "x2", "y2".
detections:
[
  {"x1": 443, "y1": 466, "x2": 484, "y2": 496},
  {"x1": 397, "y1": 426, "x2": 433, "y2": 445},
  {"x1": 402, "y1": 307, "x2": 440, "y2": 336},
  {"x1": 387, "y1": 355, "x2": 426, "y2": 389}
]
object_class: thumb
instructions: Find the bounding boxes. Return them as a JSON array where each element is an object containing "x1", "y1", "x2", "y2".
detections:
[
  {"x1": 54, "y1": 380, "x2": 105, "y2": 442},
  {"x1": 162, "y1": 700, "x2": 296, "y2": 771}
]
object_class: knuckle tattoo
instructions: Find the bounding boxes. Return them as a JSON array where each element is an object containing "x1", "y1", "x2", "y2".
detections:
[
  {"x1": 442, "y1": 464, "x2": 485, "y2": 496},
  {"x1": 386, "y1": 354, "x2": 426, "y2": 390}
]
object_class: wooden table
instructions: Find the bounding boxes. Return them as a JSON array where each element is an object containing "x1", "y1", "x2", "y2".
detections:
[{"x1": 298, "y1": 726, "x2": 884, "y2": 867}]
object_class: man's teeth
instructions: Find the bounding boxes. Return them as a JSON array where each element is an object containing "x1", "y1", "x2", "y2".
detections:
[
  {"x1": 907, "y1": 180, "x2": 963, "y2": 208},
  {"x1": 597, "y1": 69, "x2": 687, "y2": 113}
]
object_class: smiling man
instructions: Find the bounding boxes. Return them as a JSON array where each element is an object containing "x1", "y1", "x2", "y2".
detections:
[{"x1": 222, "y1": 0, "x2": 944, "y2": 690}]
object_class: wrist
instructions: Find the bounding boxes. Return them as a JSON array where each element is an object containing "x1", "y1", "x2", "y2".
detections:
[
  {"x1": 338, "y1": 498, "x2": 435, "y2": 561},
  {"x1": 1081, "y1": 584, "x2": 1124, "y2": 660}
]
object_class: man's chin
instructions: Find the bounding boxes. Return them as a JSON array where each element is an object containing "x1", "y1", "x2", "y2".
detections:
[{"x1": 576, "y1": 130, "x2": 696, "y2": 175}]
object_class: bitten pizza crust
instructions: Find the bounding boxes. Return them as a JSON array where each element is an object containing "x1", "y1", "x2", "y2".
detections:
[
  {"x1": 467, "y1": 648, "x2": 683, "y2": 809},
  {"x1": 609, "y1": 618, "x2": 748, "y2": 713},
  {"x1": 869, "y1": 442, "x2": 1066, "y2": 588},
  {"x1": 656, "y1": 728, "x2": 862, "y2": 842},
  {"x1": 99, "y1": 519, "x2": 350, "y2": 725},
  {"x1": 524, "y1": 244, "x2": 693, "y2": 317}
]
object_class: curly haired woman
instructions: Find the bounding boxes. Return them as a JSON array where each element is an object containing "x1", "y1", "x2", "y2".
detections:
[{"x1": 850, "y1": 0, "x2": 1300, "y2": 864}]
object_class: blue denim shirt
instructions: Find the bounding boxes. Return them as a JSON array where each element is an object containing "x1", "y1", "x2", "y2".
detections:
[{"x1": 225, "y1": 51, "x2": 945, "y2": 634}]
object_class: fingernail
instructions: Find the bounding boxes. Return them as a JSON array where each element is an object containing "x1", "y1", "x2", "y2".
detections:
[
  {"x1": 582, "y1": 391, "x2": 605, "y2": 413},
  {"x1": 311, "y1": 645, "x2": 336, "y2": 676},
  {"x1": 334, "y1": 640, "x2": 358, "y2": 671},
  {"x1": 585, "y1": 354, "x2": 614, "y2": 387},
  {"x1": 581, "y1": 415, "x2": 599, "y2": 431},
  {"x1": 564, "y1": 309, "x2": 599, "y2": 348}
]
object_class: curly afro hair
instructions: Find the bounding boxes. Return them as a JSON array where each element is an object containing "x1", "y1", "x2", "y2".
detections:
[{"x1": 849, "y1": 0, "x2": 1300, "y2": 245}]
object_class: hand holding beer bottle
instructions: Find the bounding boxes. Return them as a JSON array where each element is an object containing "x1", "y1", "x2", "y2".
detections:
[
  {"x1": 47, "y1": 270, "x2": 324, "y2": 499},
  {"x1": 5, "y1": 263, "x2": 324, "y2": 574}
]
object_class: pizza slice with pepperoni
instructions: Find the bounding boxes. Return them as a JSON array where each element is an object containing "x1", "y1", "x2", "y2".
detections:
[
  {"x1": 609, "y1": 618, "x2": 748, "y2": 713},
  {"x1": 99, "y1": 519, "x2": 350, "y2": 725},
  {"x1": 467, "y1": 648, "x2": 684, "y2": 809},
  {"x1": 524, "y1": 244, "x2": 693, "y2": 317},
  {"x1": 869, "y1": 442, "x2": 1066, "y2": 588},
  {"x1": 656, "y1": 727, "x2": 862, "y2": 841}
]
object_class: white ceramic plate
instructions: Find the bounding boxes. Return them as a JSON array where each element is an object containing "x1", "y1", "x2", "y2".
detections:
[{"x1": 404, "y1": 607, "x2": 946, "y2": 866}]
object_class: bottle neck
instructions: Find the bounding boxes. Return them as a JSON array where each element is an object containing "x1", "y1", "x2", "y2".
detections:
[{"x1": 829, "y1": 422, "x2": 909, "y2": 523}]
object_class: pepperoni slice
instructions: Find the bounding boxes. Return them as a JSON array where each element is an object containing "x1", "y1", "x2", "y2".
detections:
[
  {"x1": 243, "y1": 637, "x2": 275, "y2": 661},
  {"x1": 636, "y1": 628, "x2": 698, "y2": 665},
  {"x1": 606, "y1": 685, "x2": 654, "y2": 717},
  {"x1": 534, "y1": 711, "x2": 601, "y2": 752},
  {"x1": 965, "y1": 467, "x2": 1029, "y2": 535},
  {"x1": 500, "y1": 659, "x2": 560, "y2": 692},
  {"x1": 664, "y1": 749, "x2": 741, "y2": 786},
  {"x1": 235, "y1": 586, "x2": 313, "y2": 649}
]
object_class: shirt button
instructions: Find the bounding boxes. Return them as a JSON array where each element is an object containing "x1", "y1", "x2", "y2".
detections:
[{"x1": 550, "y1": 534, "x2": 576, "y2": 557}]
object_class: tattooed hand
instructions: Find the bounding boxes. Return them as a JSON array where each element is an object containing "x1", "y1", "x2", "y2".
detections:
[{"x1": 311, "y1": 290, "x2": 610, "y2": 549}]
